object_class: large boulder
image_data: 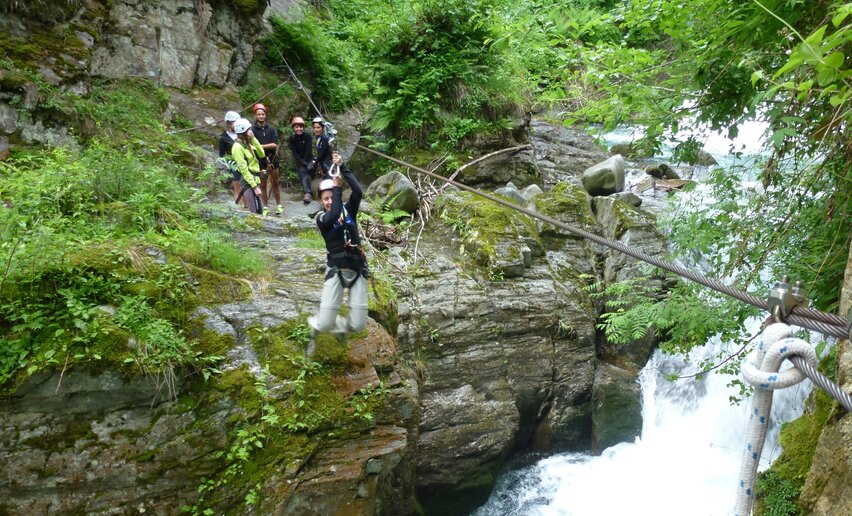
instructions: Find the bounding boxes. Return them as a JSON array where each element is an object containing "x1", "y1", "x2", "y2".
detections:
[
  {"x1": 365, "y1": 171, "x2": 420, "y2": 214},
  {"x1": 582, "y1": 155, "x2": 626, "y2": 196}
]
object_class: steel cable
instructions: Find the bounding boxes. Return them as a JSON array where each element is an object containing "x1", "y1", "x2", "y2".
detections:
[
  {"x1": 342, "y1": 138, "x2": 848, "y2": 339},
  {"x1": 789, "y1": 355, "x2": 852, "y2": 411}
]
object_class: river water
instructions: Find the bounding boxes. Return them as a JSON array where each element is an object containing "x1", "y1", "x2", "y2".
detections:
[
  {"x1": 474, "y1": 123, "x2": 813, "y2": 515},
  {"x1": 474, "y1": 326, "x2": 811, "y2": 515}
]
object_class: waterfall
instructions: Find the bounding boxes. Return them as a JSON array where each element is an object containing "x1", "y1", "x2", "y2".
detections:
[{"x1": 474, "y1": 322, "x2": 812, "y2": 515}]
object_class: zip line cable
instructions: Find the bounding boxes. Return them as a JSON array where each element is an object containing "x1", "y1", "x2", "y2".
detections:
[
  {"x1": 267, "y1": 59, "x2": 848, "y2": 339},
  {"x1": 339, "y1": 135, "x2": 849, "y2": 340},
  {"x1": 168, "y1": 54, "x2": 846, "y2": 339}
]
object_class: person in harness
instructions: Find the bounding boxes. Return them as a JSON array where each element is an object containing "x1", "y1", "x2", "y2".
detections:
[
  {"x1": 218, "y1": 110, "x2": 247, "y2": 209},
  {"x1": 231, "y1": 118, "x2": 265, "y2": 214},
  {"x1": 307, "y1": 152, "x2": 369, "y2": 353},
  {"x1": 251, "y1": 103, "x2": 282, "y2": 216},
  {"x1": 312, "y1": 116, "x2": 333, "y2": 177},
  {"x1": 287, "y1": 116, "x2": 314, "y2": 204}
]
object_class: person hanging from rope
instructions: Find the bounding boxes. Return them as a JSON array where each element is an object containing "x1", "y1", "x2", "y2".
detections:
[
  {"x1": 231, "y1": 118, "x2": 265, "y2": 215},
  {"x1": 218, "y1": 110, "x2": 248, "y2": 209},
  {"x1": 312, "y1": 116, "x2": 333, "y2": 178},
  {"x1": 288, "y1": 116, "x2": 315, "y2": 204},
  {"x1": 307, "y1": 152, "x2": 369, "y2": 356},
  {"x1": 251, "y1": 103, "x2": 282, "y2": 216}
]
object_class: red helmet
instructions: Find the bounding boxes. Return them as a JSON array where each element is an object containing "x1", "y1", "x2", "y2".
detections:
[
  {"x1": 291, "y1": 116, "x2": 305, "y2": 127},
  {"x1": 253, "y1": 103, "x2": 267, "y2": 113}
]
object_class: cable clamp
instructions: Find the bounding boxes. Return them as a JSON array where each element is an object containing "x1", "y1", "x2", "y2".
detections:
[{"x1": 767, "y1": 275, "x2": 809, "y2": 323}]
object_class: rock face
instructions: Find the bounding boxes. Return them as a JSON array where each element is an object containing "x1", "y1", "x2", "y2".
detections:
[
  {"x1": 799, "y1": 245, "x2": 852, "y2": 514},
  {"x1": 0, "y1": 202, "x2": 418, "y2": 514},
  {"x1": 89, "y1": 0, "x2": 261, "y2": 88},
  {"x1": 394, "y1": 177, "x2": 605, "y2": 513},
  {"x1": 582, "y1": 155, "x2": 626, "y2": 196}
]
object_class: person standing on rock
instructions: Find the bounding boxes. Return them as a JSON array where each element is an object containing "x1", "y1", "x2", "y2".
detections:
[
  {"x1": 231, "y1": 118, "x2": 265, "y2": 215},
  {"x1": 307, "y1": 152, "x2": 369, "y2": 354},
  {"x1": 218, "y1": 110, "x2": 248, "y2": 209},
  {"x1": 288, "y1": 116, "x2": 315, "y2": 204},
  {"x1": 312, "y1": 116, "x2": 333, "y2": 177},
  {"x1": 252, "y1": 103, "x2": 282, "y2": 216}
]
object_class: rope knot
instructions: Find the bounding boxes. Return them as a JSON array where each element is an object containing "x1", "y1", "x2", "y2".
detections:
[{"x1": 741, "y1": 323, "x2": 816, "y2": 390}]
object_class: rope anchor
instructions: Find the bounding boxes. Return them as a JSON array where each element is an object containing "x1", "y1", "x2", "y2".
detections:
[{"x1": 767, "y1": 275, "x2": 808, "y2": 323}]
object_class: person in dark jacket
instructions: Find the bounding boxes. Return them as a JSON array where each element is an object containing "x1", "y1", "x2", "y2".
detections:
[
  {"x1": 218, "y1": 111, "x2": 247, "y2": 208},
  {"x1": 252, "y1": 103, "x2": 282, "y2": 215},
  {"x1": 312, "y1": 116, "x2": 333, "y2": 177},
  {"x1": 307, "y1": 152, "x2": 368, "y2": 355},
  {"x1": 288, "y1": 116, "x2": 314, "y2": 204}
]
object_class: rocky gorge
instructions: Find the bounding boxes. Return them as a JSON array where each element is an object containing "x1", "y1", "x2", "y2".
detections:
[{"x1": 1, "y1": 1, "x2": 850, "y2": 515}]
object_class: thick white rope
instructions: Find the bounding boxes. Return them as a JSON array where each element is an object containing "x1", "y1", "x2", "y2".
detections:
[{"x1": 735, "y1": 323, "x2": 817, "y2": 515}]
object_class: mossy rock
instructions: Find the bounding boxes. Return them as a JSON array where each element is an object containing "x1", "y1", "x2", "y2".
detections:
[
  {"x1": 532, "y1": 181, "x2": 597, "y2": 236},
  {"x1": 434, "y1": 190, "x2": 540, "y2": 277},
  {"x1": 187, "y1": 264, "x2": 252, "y2": 305}
]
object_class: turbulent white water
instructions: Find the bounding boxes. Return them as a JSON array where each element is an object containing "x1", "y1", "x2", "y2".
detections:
[{"x1": 474, "y1": 323, "x2": 812, "y2": 516}]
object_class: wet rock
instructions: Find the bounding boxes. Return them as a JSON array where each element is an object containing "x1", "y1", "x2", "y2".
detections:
[
  {"x1": 89, "y1": 0, "x2": 262, "y2": 88},
  {"x1": 612, "y1": 191, "x2": 642, "y2": 207},
  {"x1": 644, "y1": 162, "x2": 680, "y2": 180},
  {"x1": 521, "y1": 183, "x2": 544, "y2": 202},
  {"x1": 582, "y1": 155, "x2": 626, "y2": 196},
  {"x1": 591, "y1": 363, "x2": 642, "y2": 453}
]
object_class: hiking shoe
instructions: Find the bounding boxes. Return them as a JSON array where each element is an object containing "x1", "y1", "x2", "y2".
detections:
[
  {"x1": 303, "y1": 193, "x2": 312, "y2": 204},
  {"x1": 262, "y1": 207, "x2": 269, "y2": 216},
  {"x1": 275, "y1": 204, "x2": 284, "y2": 215}
]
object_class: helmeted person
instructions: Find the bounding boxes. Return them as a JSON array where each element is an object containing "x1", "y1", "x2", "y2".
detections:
[
  {"x1": 231, "y1": 118, "x2": 265, "y2": 214},
  {"x1": 251, "y1": 103, "x2": 282, "y2": 216},
  {"x1": 312, "y1": 116, "x2": 333, "y2": 177},
  {"x1": 307, "y1": 152, "x2": 368, "y2": 353},
  {"x1": 218, "y1": 110, "x2": 247, "y2": 209},
  {"x1": 288, "y1": 116, "x2": 315, "y2": 204}
]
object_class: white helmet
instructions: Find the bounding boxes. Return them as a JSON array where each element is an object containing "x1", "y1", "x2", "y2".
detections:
[
  {"x1": 319, "y1": 179, "x2": 335, "y2": 193},
  {"x1": 224, "y1": 111, "x2": 240, "y2": 122},
  {"x1": 234, "y1": 118, "x2": 252, "y2": 134},
  {"x1": 312, "y1": 116, "x2": 324, "y2": 124}
]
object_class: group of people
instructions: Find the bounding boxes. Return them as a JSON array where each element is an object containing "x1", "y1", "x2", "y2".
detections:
[
  {"x1": 217, "y1": 104, "x2": 368, "y2": 354},
  {"x1": 218, "y1": 104, "x2": 336, "y2": 216}
]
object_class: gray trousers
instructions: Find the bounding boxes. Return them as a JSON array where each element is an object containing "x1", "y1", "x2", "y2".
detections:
[{"x1": 308, "y1": 268, "x2": 368, "y2": 334}]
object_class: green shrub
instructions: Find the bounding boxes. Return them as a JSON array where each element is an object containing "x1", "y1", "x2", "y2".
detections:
[{"x1": 262, "y1": 16, "x2": 367, "y2": 112}]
